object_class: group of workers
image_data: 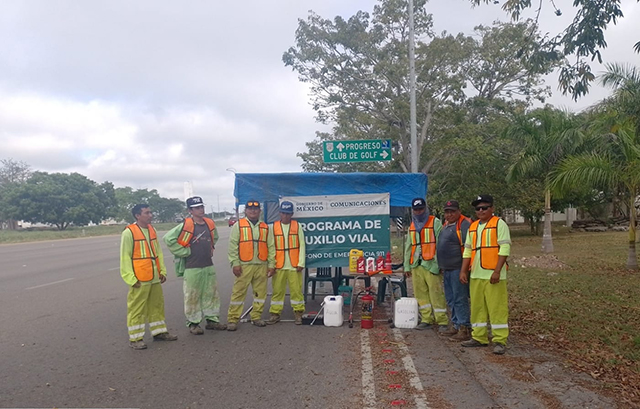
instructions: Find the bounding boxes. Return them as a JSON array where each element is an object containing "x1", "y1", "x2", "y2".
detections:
[
  {"x1": 404, "y1": 195, "x2": 511, "y2": 355},
  {"x1": 119, "y1": 197, "x2": 305, "y2": 350},
  {"x1": 120, "y1": 193, "x2": 511, "y2": 355}
]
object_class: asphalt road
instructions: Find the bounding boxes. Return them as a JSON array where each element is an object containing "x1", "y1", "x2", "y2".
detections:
[{"x1": 0, "y1": 226, "x2": 615, "y2": 409}]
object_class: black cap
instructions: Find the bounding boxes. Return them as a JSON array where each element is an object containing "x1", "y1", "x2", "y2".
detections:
[
  {"x1": 443, "y1": 200, "x2": 460, "y2": 210},
  {"x1": 411, "y1": 198, "x2": 426, "y2": 209},
  {"x1": 245, "y1": 199, "x2": 260, "y2": 208},
  {"x1": 471, "y1": 195, "x2": 494, "y2": 207},
  {"x1": 186, "y1": 196, "x2": 204, "y2": 208}
]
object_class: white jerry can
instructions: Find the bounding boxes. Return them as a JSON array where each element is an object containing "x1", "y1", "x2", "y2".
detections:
[
  {"x1": 323, "y1": 295, "x2": 344, "y2": 327},
  {"x1": 394, "y1": 297, "x2": 419, "y2": 329}
]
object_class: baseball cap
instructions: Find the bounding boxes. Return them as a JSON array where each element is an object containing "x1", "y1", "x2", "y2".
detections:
[
  {"x1": 280, "y1": 201, "x2": 294, "y2": 214},
  {"x1": 411, "y1": 198, "x2": 426, "y2": 209},
  {"x1": 471, "y1": 195, "x2": 494, "y2": 207},
  {"x1": 245, "y1": 199, "x2": 260, "y2": 208},
  {"x1": 443, "y1": 200, "x2": 460, "y2": 210},
  {"x1": 186, "y1": 196, "x2": 205, "y2": 208}
]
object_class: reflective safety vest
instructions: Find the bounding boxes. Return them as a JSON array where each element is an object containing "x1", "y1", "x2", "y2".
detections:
[
  {"x1": 238, "y1": 218, "x2": 269, "y2": 262},
  {"x1": 126, "y1": 223, "x2": 161, "y2": 282},
  {"x1": 409, "y1": 216, "x2": 436, "y2": 264},
  {"x1": 176, "y1": 217, "x2": 216, "y2": 248},
  {"x1": 273, "y1": 220, "x2": 300, "y2": 269},
  {"x1": 452, "y1": 214, "x2": 472, "y2": 254},
  {"x1": 469, "y1": 216, "x2": 501, "y2": 270}
]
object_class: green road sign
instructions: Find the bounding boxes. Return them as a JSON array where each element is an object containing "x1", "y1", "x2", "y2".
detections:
[{"x1": 323, "y1": 139, "x2": 392, "y2": 163}]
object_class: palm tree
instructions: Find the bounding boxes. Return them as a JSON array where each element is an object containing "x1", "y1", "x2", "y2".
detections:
[
  {"x1": 506, "y1": 108, "x2": 585, "y2": 253},
  {"x1": 551, "y1": 111, "x2": 640, "y2": 270},
  {"x1": 600, "y1": 63, "x2": 640, "y2": 137}
]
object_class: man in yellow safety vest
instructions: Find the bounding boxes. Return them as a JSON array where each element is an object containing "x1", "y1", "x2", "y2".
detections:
[
  {"x1": 267, "y1": 201, "x2": 306, "y2": 325},
  {"x1": 404, "y1": 198, "x2": 449, "y2": 330},
  {"x1": 226, "y1": 199, "x2": 275, "y2": 331},
  {"x1": 459, "y1": 195, "x2": 512, "y2": 355},
  {"x1": 120, "y1": 204, "x2": 178, "y2": 350}
]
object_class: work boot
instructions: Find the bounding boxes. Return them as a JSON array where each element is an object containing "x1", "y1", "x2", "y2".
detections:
[
  {"x1": 439, "y1": 324, "x2": 457, "y2": 336},
  {"x1": 251, "y1": 319, "x2": 267, "y2": 327},
  {"x1": 189, "y1": 324, "x2": 204, "y2": 335},
  {"x1": 415, "y1": 322, "x2": 432, "y2": 330},
  {"x1": 461, "y1": 338, "x2": 488, "y2": 347},
  {"x1": 205, "y1": 320, "x2": 227, "y2": 330},
  {"x1": 129, "y1": 340, "x2": 147, "y2": 350},
  {"x1": 493, "y1": 343, "x2": 506, "y2": 355},
  {"x1": 153, "y1": 332, "x2": 178, "y2": 341},
  {"x1": 294, "y1": 311, "x2": 303, "y2": 325},
  {"x1": 227, "y1": 322, "x2": 238, "y2": 331},
  {"x1": 266, "y1": 314, "x2": 281, "y2": 325},
  {"x1": 449, "y1": 326, "x2": 471, "y2": 342}
]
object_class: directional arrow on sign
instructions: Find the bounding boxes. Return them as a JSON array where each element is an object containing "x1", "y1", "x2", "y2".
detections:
[
  {"x1": 337, "y1": 143, "x2": 345, "y2": 151},
  {"x1": 380, "y1": 151, "x2": 389, "y2": 159}
]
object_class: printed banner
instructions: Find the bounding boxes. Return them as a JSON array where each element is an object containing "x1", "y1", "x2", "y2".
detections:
[{"x1": 281, "y1": 193, "x2": 390, "y2": 268}]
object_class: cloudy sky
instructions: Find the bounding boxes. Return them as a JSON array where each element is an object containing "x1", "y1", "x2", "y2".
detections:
[{"x1": 1, "y1": 0, "x2": 638, "y2": 213}]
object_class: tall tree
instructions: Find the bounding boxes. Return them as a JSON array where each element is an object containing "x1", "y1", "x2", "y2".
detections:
[
  {"x1": 4, "y1": 172, "x2": 117, "y2": 230},
  {"x1": 284, "y1": 0, "x2": 473, "y2": 173},
  {"x1": 285, "y1": 3, "x2": 557, "y2": 173},
  {"x1": 507, "y1": 107, "x2": 586, "y2": 252},
  {"x1": 465, "y1": 20, "x2": 560, "y2": 105},
  {"x1": 471, "y1": 0, "x2": 640, "y2": 99}
]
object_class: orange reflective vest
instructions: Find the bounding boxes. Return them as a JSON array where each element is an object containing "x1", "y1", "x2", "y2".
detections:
[
  {"x1": 176, "y1": 217, "x2": 216, "y2": 249},
  {"x1": 273, "y1": 220, "x2": 300, "y2": 269},
  {"x1": 469, "y1": 216, "x2": 500, "y2": 270},
  {"x1": 126, "y1": 223, "x2": 161, "y2": 282},
  {"x1": 409, "y1": 216, "x2": 436, "y2": 264},
  {"x1": 452, "y1": 215, "x2": 472, "y2": 254},
  {"x1": 238, "y1": 218, "x2": 269, "y2": 262}
]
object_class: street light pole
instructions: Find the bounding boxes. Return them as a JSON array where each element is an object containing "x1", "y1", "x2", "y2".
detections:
[{"x1": 408, "y1": 0, "x2": 418, "y2": 173}]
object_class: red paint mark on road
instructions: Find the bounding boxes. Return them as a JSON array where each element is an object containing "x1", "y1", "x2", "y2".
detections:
[
  {"x1": 388, "y1": 384, "x2": 402, "y2": 389},
  {"x1": 384, "y1": 359, "x2": 395, "y2": 364},
  {"x1": 382, "y1": 348, "x2": 392, "y2": 353},
  {"x1": 391, "y1": 399, "x2": 407, "y2": 406},
  {"x1": 386, "y1": 370, "x2": 398, "y2": 375}
]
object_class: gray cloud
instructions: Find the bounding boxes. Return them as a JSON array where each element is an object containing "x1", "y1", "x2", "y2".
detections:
[{"x1": 0, "y1": 0, "x2": 638, "y2": 212}]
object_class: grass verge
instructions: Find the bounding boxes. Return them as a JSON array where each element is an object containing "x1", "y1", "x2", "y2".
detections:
[{"x1": 509, "y1": 229, "x2": 640, "y2": 408}]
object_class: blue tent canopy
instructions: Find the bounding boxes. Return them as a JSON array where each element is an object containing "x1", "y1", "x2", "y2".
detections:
[{"x1": 233, "y1": 172, "x2": 427, "y2": 208}]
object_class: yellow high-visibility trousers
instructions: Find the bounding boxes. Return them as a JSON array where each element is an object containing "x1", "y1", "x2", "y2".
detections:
[
  {"x1": 469, "y1": 278, "x2": 509, "y2": 345},
  {"x1": 127, "y1": 283, "x2": 168, "y2": 341},
  {"x1": 269, "y1": 268, "x2": 305, "y2": 314},
  {"x1": 412, "y1": 265, "x2": 448, "y2": 325},
  {"x1": 227, "y1": 264, "x2": 268, "y2": 323}
]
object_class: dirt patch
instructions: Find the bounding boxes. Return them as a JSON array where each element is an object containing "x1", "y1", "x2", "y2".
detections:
[
  {"x1": 513, "y1": 254, "x2": 567, "y2": 269},
  {"x1": 448, "y1": 335, "x2": 618, "y2": 408}
]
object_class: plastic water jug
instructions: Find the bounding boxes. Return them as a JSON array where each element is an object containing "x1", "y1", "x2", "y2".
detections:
[
  {"x1": 323, "y1": 295, "x2": 344, "y2": 327},
  {"x1": 394, "y1": 297, "x2": 418, "y2": 329}
]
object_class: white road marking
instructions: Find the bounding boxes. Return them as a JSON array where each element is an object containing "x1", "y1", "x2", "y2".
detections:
[
  {"x1": 392, "y1": 328, "x2": 430, "y2": 409},
  {"x1": 361, "y1": 329, "x2": 377, "y2": 409},
  {"x1": 108, "y1": 267, "x2": 120, "y2": 271},
  {"x1": 25, "y1": 277, "x2": 75, "y2": 290}
]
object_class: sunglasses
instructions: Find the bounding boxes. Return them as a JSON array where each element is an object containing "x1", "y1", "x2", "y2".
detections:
[
  {"x1": 475, "y1": 205, "x2": 491, "y2": 211},
  {"x1": 246, "y1": 201, "x2": 260, "y2": 207}
]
